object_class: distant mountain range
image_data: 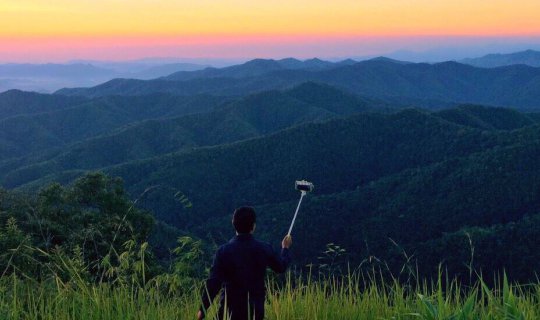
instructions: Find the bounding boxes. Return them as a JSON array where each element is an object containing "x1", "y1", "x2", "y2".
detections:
[
  {"x1": 164, "y1": 58, "x2": 358, "y2": 81},
  {"x1": 460, "y1": 50, "x2": 540, "y2": 68},
  {"x1": 56, "y1": 58, "x2": 540, "y2": 110},
  {"x1": 4, "y1": 49, "x2": 540, "y2": 94},
  {"x1": 0, "y1": 62, "x2": 210, "y2": 93}
]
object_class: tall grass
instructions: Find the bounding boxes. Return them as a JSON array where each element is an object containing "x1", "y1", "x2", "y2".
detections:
[{"x1": 1, "y1": 271, "x2": 539, "y2": 319}]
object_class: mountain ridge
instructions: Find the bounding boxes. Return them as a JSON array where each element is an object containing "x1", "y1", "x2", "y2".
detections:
[
  {"x1": 0, "y1": 82, "x2": 381, "y2": 187},
  {"x1": 55, "y1": 59, "x2": 540, "y2": 110},
  {"x1": 461, "y1": 49, "x2": 540, "y2": 68}
]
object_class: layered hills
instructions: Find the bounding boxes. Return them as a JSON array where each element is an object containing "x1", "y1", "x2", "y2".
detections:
[
  {"x1": 56, "y1": 59, "x2": 540, "y2": 110},
  {"x1": 2, "y1": 55, "x2": 540, "y2": 280},
  {"x1": 0, "y1": 82, "x2": 379, "y2": 187}
]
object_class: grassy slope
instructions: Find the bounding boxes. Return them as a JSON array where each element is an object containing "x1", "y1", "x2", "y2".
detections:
[{"x1": 1, "y1": 275, "x2": 539, "y2": 319}]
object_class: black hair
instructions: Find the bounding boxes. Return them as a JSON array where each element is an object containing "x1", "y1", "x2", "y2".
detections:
[{"x1": 233, "y1": 206, "x2": 256, "y2": 234}]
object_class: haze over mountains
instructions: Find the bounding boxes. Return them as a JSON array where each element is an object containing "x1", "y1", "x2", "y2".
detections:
[
  {"x1": 2, "y1": 50, "x2": 540, "y2": 280},
  {"x1": 0, "y1": 60, "x2": 210, "y2": 93},
  {"x1": 460, "y1": 49, "x2": 540, "y2": 68},
  {"x1": 53, "y1": 56, "x2": 540, "y2": 110},
  {"x1": 4, "y1": 49, "x2": 540, "y2": 94}
]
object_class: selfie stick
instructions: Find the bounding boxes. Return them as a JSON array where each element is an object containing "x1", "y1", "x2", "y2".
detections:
[
  {"x1": 287, "y1": 180, "x2": 314, "y2": 236},
  {"x1": 287, "y1": 191, "x2": 306, "y2": 236}
]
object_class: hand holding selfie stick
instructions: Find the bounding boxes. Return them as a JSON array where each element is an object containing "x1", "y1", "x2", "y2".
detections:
[{"x1": 287, "y1": 180, "x2": 314, "y2": 236}]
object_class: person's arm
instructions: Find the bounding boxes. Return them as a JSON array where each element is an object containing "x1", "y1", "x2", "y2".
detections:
[
  {"x1": 198, "y1": 247, "x2": 226, "y2": 319},
  {"x1": 268, "y1": 235, "x2": 292, "y2": 273}
]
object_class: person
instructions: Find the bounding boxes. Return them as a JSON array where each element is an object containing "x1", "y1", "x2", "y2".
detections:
[{"x1": 197, "y1": 206, "x2": 292, "y2": 320}]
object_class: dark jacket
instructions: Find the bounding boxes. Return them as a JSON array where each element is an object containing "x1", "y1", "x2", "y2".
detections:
[{"x1": 200, "y1": 234, "x2": 291, "y2": 320}]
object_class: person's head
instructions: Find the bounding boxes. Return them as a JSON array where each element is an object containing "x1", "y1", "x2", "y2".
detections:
[{"x1": 232, "y1": 206, "x2": 256, "y2": 234}]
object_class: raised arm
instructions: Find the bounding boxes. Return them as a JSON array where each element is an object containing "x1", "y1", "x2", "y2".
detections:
[{"x1": 267, "y1": 235, "x2": 292, "y2": 273}]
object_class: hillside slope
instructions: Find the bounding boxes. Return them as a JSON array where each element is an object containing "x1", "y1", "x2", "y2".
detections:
[
  {"x1": 434, "y1": 104, "x2": 538, "y2": 130},
  {"x1": 66, "y1": 110, "x2": 509, "y2": 225},
  {"x1": 6, "y1": 102, "x2": 540, "y2": 281},
  {"x1": 0, "y1": 83, "x2": 379, "y2": 187},
  {"x1": 0, "y1": 93, "x2": 227, "y2": 160},
  {"x1": 254, "y1": 136, "x2": 540, "y2": 280},
  {"x1": 0, "y1": 90, "x2": 87, "y2": 120}
]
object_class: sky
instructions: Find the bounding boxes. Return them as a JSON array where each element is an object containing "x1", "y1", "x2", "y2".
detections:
[{"x1": 1, "y1": 0, "x2": 540, "y2": 63}]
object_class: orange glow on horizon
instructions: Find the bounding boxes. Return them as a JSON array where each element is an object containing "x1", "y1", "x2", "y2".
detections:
[
  {"x1": 1, "y1": 0, "x2": 540, "y2": 61},
  {"x1": 2, "y1": 0, "x2": 540, "y2": 37}
]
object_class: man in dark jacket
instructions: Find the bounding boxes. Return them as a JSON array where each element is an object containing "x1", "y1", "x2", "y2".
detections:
[{"x1": 197, "y1": 206, "x2": 292, "y2": 320}]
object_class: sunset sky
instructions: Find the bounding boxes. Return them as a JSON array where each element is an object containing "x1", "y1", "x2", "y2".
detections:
[{"x1": 1, "y1": 0, "x2": 540, "y2": 62}]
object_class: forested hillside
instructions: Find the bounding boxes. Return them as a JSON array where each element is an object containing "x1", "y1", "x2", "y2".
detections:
[
  {"x1": 4, "y1": 104, "x2": 539, "y2": 281},
  {"x1": 0, "y1": 90, "x2": 87, "y2": 119},
  {"x1": 434, "y1": 104, "x2": 538, "y2": 130},
  {"x1": 2, "y1": 58, "x2": 540, "y2": 283},
  {"x1": 0, "y1": 93, "x2": 228, "y2": 160},
  {"x1": 0, "y1": 83, "x2": 380, "y2": 187},
  {"x1": 255, "y1": 135, "x2": 540, "y2": 281}
]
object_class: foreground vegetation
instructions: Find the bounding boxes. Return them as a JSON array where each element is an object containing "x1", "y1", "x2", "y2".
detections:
[
  {"x1": 2, "y1": 172, "x2": 540, "y2": 318},
  {"x1": 1, "y1": 272, "x2": 539, "y2": 319}
]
